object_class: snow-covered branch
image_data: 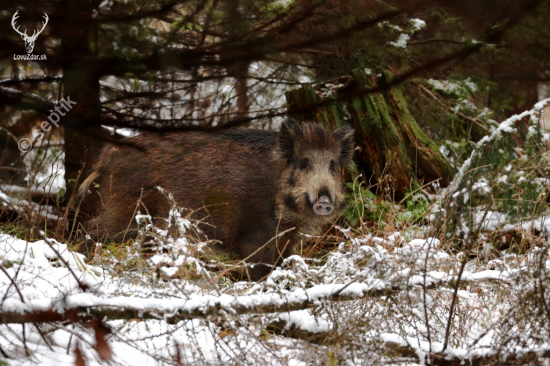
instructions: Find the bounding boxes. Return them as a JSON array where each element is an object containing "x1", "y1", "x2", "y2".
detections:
[{"x1": 0, "y1": 267, "x2": 517, "y2": 325}]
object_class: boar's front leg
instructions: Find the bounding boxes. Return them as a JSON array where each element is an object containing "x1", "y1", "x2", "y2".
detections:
[{"x1": 235, "y1": 223, "x2": 297, "y2": 281}]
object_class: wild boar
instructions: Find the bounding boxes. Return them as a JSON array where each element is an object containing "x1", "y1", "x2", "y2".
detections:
[{"x1": 79, "y1": 119, "x2": 355, "y2": 280}]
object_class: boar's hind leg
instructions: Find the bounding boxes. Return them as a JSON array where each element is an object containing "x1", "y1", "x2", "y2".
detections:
[{"x1": 78, "y1": 194, "x2": 148, "y2": 260}]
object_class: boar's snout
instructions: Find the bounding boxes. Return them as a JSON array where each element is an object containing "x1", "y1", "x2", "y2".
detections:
[{"x1": 313, "y1": 195, "x2": 334, "y2": 216}]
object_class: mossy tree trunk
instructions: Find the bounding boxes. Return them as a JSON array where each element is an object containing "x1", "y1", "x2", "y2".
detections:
[
  {"x1": 380, "y1": 72, "x2": 453, "y2": 187},
  {"x1": 286, "y1": 70, "x2": 453, "y2": 200}
]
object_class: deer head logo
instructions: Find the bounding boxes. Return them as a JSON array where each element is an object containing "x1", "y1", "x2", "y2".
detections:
[{"x1": 11, "y1": 11, "x2": 49, "y2": 54}]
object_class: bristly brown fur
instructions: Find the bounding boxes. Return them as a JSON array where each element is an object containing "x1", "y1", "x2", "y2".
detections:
[{"x1": 79, "y1": 119, "x2": 355, "y2": 280}]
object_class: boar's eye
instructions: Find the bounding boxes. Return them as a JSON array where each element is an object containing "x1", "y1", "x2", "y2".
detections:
[
  {"x1": 330, "y1": 160, "x2": 337, "y2": 173},
  {"x1": 300, "y1": 158, "x2": 310, "y2": 171}
]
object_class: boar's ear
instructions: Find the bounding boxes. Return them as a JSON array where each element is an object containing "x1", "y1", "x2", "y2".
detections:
[
  {"x1": 333, "y1": 124, "x2": 355, "y2": 167},
  {"x1": 276, "y1": 119, "x2": 302, "y2": 160}
]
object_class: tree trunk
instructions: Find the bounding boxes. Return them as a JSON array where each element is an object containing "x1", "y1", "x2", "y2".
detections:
[
  {"x1": 380, "y1": 73, "x2": 453, "y2": 187},
  {"x1": 286, "y1": 70, "x2": 454, "y2": 200},
  {"x1": 224, "y1": 0, "x2": 250, "y2": 124},
  {"x1": 229, "y1": 61, "x2": 250, "y2": 121},
  {"x1": 59, "y1": 0, "x2": 104, "y2": 231}
]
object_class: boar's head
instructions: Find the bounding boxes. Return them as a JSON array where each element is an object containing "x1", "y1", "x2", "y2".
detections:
[{"x1": 275, "y1": 119, "x2": 355, "y2": 230}]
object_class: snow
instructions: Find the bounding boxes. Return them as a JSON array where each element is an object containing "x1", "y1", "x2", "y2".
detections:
[
  {"x1": 390, "y1": 33, "x2": 410, "y2": 48},
  {"x1": 410, "y1": 18, "x2": 426, "y2": 31},
  {"x1": 102, "y1": 125, "x2": 140, "y2": 137},
  {"x1": 277, "y1": 309, "x2": 332, "y2": 333},
  {"x1": 427, "y1": 78, "x2": 477, "y2": 95},
  {"x1": 0, "y1": 187, "x2": 61, "y2": 221},
  {"x1": 447, "y1": 97, "x2": 550, "y2": 196},
  {"x1": 1, "y1": 224, "x2": 534, "y2": 365}
]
